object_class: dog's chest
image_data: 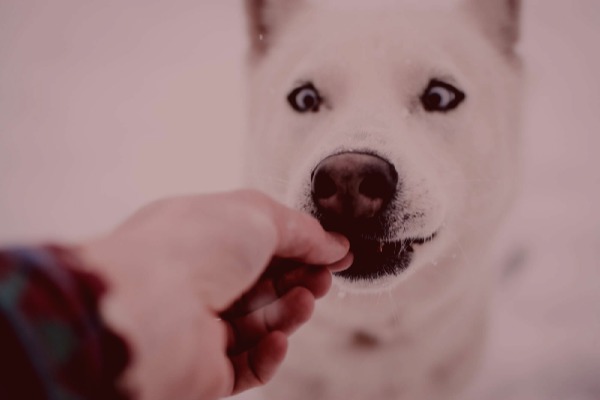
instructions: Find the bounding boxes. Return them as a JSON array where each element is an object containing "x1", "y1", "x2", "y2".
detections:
[
  {"x1": 263, "y1": 281, "x2": 489, "y2": 400},
  {"x1": 275, "y1": 323, "x2": 426, "y2": 399}
]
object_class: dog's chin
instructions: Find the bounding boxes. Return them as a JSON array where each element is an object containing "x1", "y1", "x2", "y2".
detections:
[{"x1": 333, "y1": 234, "x2": 436, "y2": 289}]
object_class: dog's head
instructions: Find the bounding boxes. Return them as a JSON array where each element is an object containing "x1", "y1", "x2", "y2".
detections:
[{"x1": 244, "y1": 0, "x2": 522, "y2": 291}]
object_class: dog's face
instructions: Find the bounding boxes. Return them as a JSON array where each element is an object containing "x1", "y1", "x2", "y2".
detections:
[{"x1": 244, "y1": 0, "x2": 521, "y2": 291}]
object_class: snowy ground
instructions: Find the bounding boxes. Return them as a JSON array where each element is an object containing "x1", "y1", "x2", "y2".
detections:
[{"x1": 1, "y1": 1, "x2": 599, "y2": 399}]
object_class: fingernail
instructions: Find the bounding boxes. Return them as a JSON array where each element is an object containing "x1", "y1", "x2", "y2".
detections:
[
  {"x1": 327, "y1": 251, "x2": 354, "y2": 272},
  {"x1": 326, "y1": 232, "x2": 350, "y2": 253}
]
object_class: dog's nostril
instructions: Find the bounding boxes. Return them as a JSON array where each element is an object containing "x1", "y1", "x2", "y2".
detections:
[
  {"x1": 313, "y1": 170, "x2": 337, "y2": 199},
  {"x1": 359, "y1": 172, "x2": 393, "y2": 200}
]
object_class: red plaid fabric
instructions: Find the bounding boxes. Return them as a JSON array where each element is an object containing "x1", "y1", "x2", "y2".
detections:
[{"x1": 0, "y1": 246, "x2": 131, "y2": 400}]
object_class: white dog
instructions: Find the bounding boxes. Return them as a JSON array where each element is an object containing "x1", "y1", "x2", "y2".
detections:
[{"x1": 243, "y1": 0, "x2": 522, "y2": 399}]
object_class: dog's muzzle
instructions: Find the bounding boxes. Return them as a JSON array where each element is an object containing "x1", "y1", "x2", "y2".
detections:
[{"x1": 311, "y1": 151, "x2": 413, "y2": 281}]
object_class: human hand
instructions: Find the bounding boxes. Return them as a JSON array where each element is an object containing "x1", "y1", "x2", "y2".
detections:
[{"x1": 77, "y1": 190, "x2": 351, "y2": 400}]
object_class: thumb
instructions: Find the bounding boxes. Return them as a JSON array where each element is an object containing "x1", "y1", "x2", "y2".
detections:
[{"x1": 197, "y1": 194, "x2": 350, "y2": 312}]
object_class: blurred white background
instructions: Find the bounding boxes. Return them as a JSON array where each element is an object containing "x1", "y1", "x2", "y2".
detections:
[
  {"x1": 1, "y1": 1, "x2": 599, "y2": 399},
  {"x1": 0, "y1": 1, "x2": 246, "y2": 244}
]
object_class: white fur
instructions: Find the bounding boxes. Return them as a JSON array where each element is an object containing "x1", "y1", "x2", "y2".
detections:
[{"x1": 244, "y1": 1, "x2": 522, "y2": 398}]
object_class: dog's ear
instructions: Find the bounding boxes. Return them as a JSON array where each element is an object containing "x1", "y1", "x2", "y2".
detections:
[
  {"x1": 245, "y1": 0, "x2": 305, "y2": 56},
  {"x1": 464, "y1": 0, "x2": 521, "y2": 53}
]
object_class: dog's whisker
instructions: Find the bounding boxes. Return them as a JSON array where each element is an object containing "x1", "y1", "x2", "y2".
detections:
[
  {"x1": 443, "y1": 228, "x2": 469, "y2": 267},
  {"x1": 385, "y1": 290, "x2": 403, "y2": 326},
  {"x1": 246, "y1": 172, "x2": 288, "y2": 184},
  {"x1": 444, "y1": 177, "x2": 501, "y2": 184}
]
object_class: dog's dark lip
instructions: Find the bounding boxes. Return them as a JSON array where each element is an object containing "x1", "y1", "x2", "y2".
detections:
[
  {"x1": 407, "y1": 232, "x2": 438, "y2": 246},
  {"x1": 349, "y1": 231, "x2": 437, "y2": 254},
  {"x1": 334, "y1": 232, "x2": 438, "y2": 281},
  {"x1": 351, "y1": 232, "x2": 436, "y2": 252}
]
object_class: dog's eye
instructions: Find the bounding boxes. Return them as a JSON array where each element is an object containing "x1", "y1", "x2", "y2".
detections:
[
  {"x1": 288, "y1": 83, "x2": 322, "y2": 113},
  {"x1": 421, "y1": 80, "x2": 465, "y2": 112}
]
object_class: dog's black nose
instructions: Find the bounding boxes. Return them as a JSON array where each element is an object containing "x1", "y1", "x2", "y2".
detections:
[{"x1": 312, "y1": 152, "x2": 398, "y2": 221}]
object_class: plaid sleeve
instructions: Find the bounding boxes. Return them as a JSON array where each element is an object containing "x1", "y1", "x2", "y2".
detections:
[{"x1": 0, "y1": 246, "x2": 131, "y2": 400}]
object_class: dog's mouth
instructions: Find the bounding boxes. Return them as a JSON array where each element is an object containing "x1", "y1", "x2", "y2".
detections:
[{"x1": 335, "y1": 233, "x2": 437, "y2": 281}]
